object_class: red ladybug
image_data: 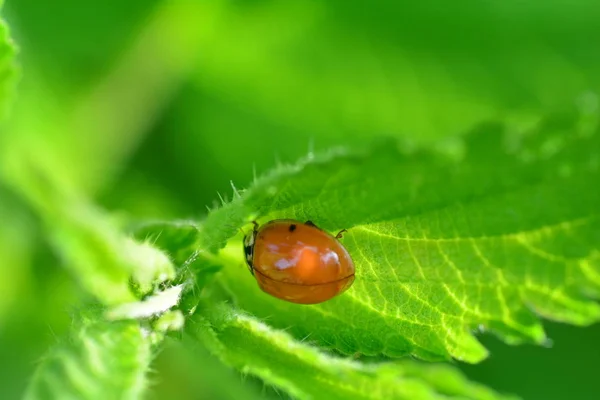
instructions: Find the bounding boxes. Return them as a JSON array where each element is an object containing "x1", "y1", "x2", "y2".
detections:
[{"x1": 243, "y1": 220, "x2": 355, "y2": 304}]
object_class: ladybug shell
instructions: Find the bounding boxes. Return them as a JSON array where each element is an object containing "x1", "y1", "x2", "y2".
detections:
[{"x1": 250, "y1": 220, "x2": 355, "y2": 304}]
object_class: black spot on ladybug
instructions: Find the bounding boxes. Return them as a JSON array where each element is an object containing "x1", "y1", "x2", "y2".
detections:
[{"x1": 289, "y1": 224, "x2": 297, "y2": 232}]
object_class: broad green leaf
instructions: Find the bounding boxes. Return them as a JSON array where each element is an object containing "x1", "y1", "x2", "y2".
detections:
[
  {"x1": 195, "y1": 117, "x2": 600, "y2": 363},
  {"x1": 189, "y1": 303, "x2": 515, "y2": 400},
  {"x1": 24, "y1": 313, "x2": 153, "y2": 400}
]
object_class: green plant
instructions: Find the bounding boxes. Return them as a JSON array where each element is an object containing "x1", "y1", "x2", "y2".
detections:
[{"x1": 1, "y1": 1, "x2": 600, "y2": 399}]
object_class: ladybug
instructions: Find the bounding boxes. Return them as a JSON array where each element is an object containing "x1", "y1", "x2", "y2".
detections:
[{"x1": 243, "y1": 219, "x2": 355, "y2": 304}]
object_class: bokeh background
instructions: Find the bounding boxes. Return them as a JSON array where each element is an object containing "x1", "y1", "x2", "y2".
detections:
[{"x1": 1, "y1": 1, "x2": 599, "y2": 399}]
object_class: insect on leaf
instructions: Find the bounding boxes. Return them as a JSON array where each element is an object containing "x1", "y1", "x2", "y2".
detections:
[{"x1": 197, "y1": 118, "x2": 600, "y2": 363}]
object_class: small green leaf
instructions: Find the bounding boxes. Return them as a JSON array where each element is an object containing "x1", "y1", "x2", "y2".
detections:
[
  {"x1": 132, "y1": 220, "x2": 203, "y2": 266},
  {"x1": 24, "y1": 313, "x2": 153, "y2": 400},
  {"x1": 197, "y1": 120, "x2": 600, "y2": 362},
  {"x1": 190, "y1": 303, "x2": 516, "y2": 400},
  {"x1": 130, "y1": 220, "x2": 223, "y2": 311}
]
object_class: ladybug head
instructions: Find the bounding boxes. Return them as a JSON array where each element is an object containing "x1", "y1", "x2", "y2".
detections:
[{"x1": 243, "y1": 223, "x2": 258, "y2": 275}]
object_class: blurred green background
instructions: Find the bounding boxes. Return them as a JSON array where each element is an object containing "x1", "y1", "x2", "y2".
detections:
[{"x1": 1, "y1": 0, "x2": 599, "y2": 399}]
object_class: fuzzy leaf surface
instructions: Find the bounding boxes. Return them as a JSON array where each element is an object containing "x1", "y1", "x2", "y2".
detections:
[
  {"x1": 190, "y1": 303, "x2": 515, "y2": 400},
  {"x1": 24, "y1": 315, "x2": 153, "y2": 400},
  {"x1": 195, "y1": 120, "x2": 600, "y2": 363}
]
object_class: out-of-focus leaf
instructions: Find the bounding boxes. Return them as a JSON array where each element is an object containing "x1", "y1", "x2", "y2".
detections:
[
  {"x1": 0, "y1": 151, "x2": 178, "y2": 305},
  {"x1": 0, "y1": 2, "x2": 18, "y2": 118},
  {"x1": 5, "y1": 0, "x2": 159, "y2": 88},
  {"x1": 0, "y1": 185, "x2": 33, "y2": 323},
  {"x1": 175, "y1": 0, "x2": 600, "y2": 184},
  {"x1": 24, "y1": 313, "x2": 153, "y2": 400},
  {"x1": 153, "y1": 336, "x2": 266, "y2": 400},
  {"x1": 3, "y1": 1, "x2": 207, "y2": 199}
]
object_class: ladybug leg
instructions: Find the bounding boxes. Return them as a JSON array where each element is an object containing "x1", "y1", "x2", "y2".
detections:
[
  {"x1": 335, "y1": 229, "x2": 348, "y2": 239},
  {"x1": 304, "y1": 220, "x2": 317, "y2": 228}
]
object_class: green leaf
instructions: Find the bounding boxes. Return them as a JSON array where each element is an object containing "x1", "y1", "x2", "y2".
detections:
[
  {"x1": 130, "y1": 220, "x2": 223, "y2": 311},
  {"x1": 132, "y1": 220, "x2": 204, "y2": 266},
  {"x1": 0, "y1": 154, "x2": 176, "y2": 305},
  {"x1": 0, "y1": 3, "x2": 180, "y2": 309},
  {"x1": 43, "y1": 199, "x2": 176, "y2": 304},
  {"x1": 190, "y1": 303, "x2": 516, "y2": 400},
  {"x1": 196, "y1": 118, "x2": 600, "y2": 363},
  {"x1": 24, "y1": 313, "x2": 153, "y2": 400}
]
